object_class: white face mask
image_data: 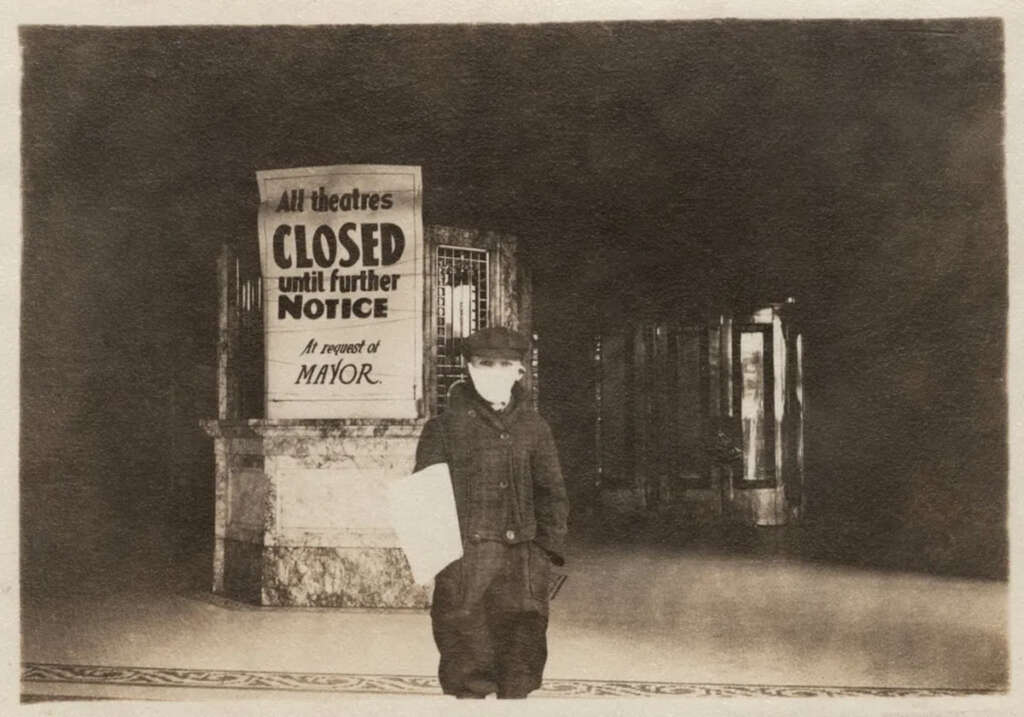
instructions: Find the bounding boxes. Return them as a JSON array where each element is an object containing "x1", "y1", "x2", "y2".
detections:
[{"x1": 467, "y1": 361, "x2": 523, "y2": 408}]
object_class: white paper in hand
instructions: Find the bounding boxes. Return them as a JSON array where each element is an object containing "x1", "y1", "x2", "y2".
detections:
[{"x1": 387, "y1": 462, "x2": 463, "y2": 584}]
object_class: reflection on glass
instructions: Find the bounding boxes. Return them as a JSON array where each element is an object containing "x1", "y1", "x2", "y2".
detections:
[
  {"x1": 441, "y1": 283, "x2": 476, "y2": 338},
  {"x1": 740, "y1": 332, "x2": 771, "y2": 481}
]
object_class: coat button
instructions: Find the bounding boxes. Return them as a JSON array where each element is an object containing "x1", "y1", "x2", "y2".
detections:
[
  {"x1": 500, "y1": 432, "x2": 510, "y2": 440},
  {"x1": 472, "y1": 533, "x2": 481, "y2": 542},
  {"x1": 498, "y1": 481, "x2": 508, "y2": 489},
  {"x1": 505, "y1": 529, "x2": 516, "y2": 541},
  {"x1": 468, "y1": 409, "x2": 476, "y2": 417}
]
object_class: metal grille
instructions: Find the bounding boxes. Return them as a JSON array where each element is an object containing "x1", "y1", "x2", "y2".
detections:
[
  {"x1": 237, "y1": 266, "x2": 262, "y2": 330},
  {"x1": 435, "y1": 245, "x2": 489, "y2": 411},
  {"x1": 236, "y1": 256, "x2": 265, "y2": 418}
]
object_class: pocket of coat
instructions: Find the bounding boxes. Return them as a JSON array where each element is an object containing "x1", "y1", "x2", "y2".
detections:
[{"x1": 528, "y1": 542, "x2": 552, "y2": 601}]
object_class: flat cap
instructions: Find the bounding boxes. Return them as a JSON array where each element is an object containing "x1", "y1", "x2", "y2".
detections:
[{"x1": 462, "y1": 326, "x2": 530, "y2": 360}]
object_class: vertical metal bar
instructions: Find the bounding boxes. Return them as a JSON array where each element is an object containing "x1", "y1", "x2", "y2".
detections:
[
  {"x1": 594, "y1": 333, "x2": 602, "y2": 487},
  {"x1": 235, "y1": 257, "x2": 241, "y2": 319}
]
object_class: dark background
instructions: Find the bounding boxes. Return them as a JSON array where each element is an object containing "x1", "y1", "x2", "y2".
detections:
[{"x1": 20, "y1": 21, "x2": 1006, "y2": 581}]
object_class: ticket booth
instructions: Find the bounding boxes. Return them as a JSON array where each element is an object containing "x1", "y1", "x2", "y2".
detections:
[
  {"x1": 594, "y1": 301, "x2": 806, "y2": 526},
  {"x1": 202, "y1": 220, "x2": 534, "y2": 607}
]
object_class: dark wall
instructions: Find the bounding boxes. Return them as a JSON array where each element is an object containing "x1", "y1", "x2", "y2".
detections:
[{"x1": 21, "y1": 21, "x2": 1006, "y2": 578}]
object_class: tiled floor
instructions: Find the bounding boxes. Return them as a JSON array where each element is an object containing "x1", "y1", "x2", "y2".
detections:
[{"x1": 20, "y1": 529, "x2": 1008, "y2": 701}]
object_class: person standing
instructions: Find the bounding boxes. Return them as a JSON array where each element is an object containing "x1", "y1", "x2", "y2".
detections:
[{"x1": 415, "y1": 326, "x2": 569, "y2": 699}]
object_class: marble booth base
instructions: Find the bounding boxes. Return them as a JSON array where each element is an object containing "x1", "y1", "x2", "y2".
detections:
[{"x1": 219, "y1": 539, "x2": 431, "y2": 608}]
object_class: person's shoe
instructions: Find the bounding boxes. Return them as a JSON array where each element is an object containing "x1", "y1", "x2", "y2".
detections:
[
  {"x1": 461, "y1": 677, "x2": 498, "y2": 698},
  {"x1": 497, "y1": 692, "x2": 529, "y2": 699}
]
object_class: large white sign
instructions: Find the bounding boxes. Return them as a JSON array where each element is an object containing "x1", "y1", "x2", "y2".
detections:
[{"x1": 256, "y1": 165, "x2": 423, "y2": 419}]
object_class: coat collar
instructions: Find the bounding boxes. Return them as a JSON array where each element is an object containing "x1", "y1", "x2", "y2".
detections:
[{"x1": 446, "y1": 379, "x2": 528, "y2": 432}]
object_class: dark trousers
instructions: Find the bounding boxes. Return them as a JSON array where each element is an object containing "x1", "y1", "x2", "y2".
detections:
[{"x1": 431, "y1": 540, "x2": 550, "y2": 698}]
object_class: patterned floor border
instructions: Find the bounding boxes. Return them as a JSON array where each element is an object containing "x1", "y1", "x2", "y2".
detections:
[{"x1": 21, "y1": 662, "x2": 1003, "y2": 698}]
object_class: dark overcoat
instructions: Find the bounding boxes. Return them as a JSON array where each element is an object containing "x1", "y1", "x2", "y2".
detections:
[
  {"x1": 415, "y1": 380, "x2": 568, "y2": 570},
  {"x1": 414, "y1": 379, "x2": 569, "y2": 697}
]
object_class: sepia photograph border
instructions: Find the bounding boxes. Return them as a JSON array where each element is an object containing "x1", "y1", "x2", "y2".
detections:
[{"x1": 3, "y1": 1, "x2": 1022, "y2": 715}]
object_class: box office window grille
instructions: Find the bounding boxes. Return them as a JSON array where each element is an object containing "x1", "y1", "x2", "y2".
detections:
[{"x1": 435, "y1": 245, "x2": 489, "y2": 412}]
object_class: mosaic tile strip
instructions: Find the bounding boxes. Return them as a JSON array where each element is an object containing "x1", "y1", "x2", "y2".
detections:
[{"x1": 22, "y1": 663, "x2": 1001, "y2": 698}]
